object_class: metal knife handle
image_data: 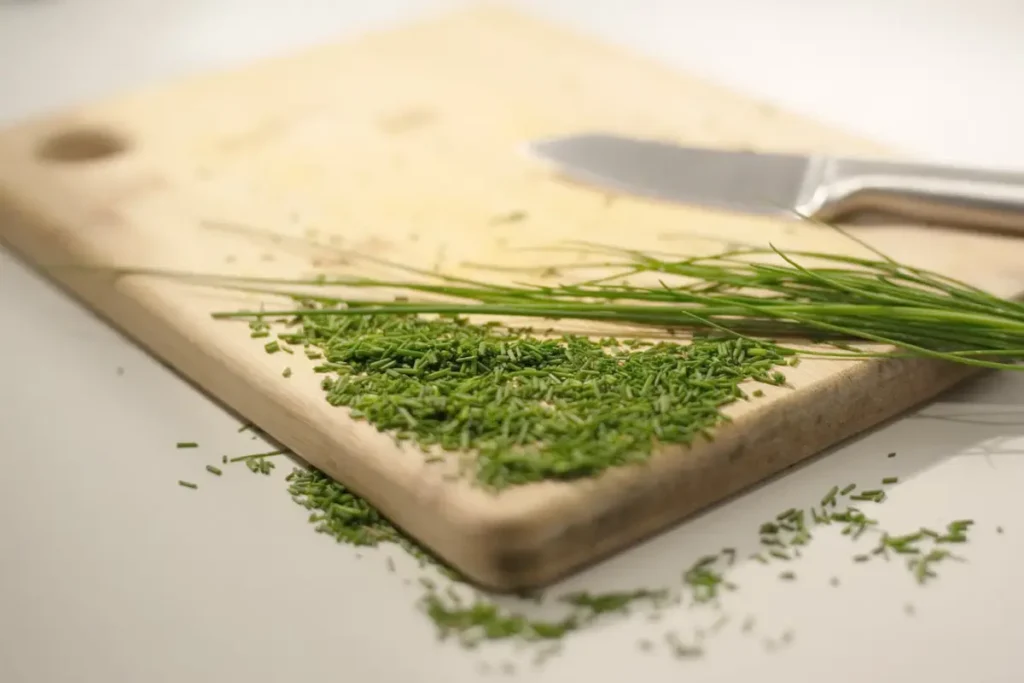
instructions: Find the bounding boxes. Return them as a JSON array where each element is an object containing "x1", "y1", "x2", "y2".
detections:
[{"x1": 796, "y1": 157, "x2": 1024, "y2": 234}]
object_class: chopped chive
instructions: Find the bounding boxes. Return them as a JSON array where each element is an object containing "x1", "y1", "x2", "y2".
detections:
[
  {"x1": 229, "y1": 450, "x2": 285, "y2": 463},
  {"x1": 206, "y1": 465, "x2": 223, "y2": 476},
  {"x1": 178, "y1": 480, "x2": 197, "y2": 489},
  {"x1": 821, "y1": 485, "x2": 839, "y2": 507},
  {"x1": 282, "y1": 367, "x2": 293, "y2": 378},
  {"x1": 840, "y1": 483, "x2": 856, "y2": 495},
  {"x1": 176, "y1": 442, "x2": 198, "y2": 449},
  {"x1": 882, "y1": 476, "x2": 898, "y2": 485}
]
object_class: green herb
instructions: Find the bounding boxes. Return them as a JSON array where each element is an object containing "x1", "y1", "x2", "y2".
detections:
[
  {"x1": 178, "y1": 480, "x2": 197, "y2": 489},
  {"x1": 223, "y1": 313, "x2": 787, "y2": 489},
  {"x1": 228, "y1": 450, "x2": 285, "y2": 463},
  {"x1": 682, "y1": 555, "x2": 729, "y2": 603},
  {"x1": 850, "y1": 489, "x2": 886, "y2": 503},
  {"x1": 562, "y1": 589, "x2": 667, "y2": 618},
  {"x1": 186, "y1": 238, "x2": 1024, "y2": 374},
  {"x1": 821, "y1": 485, "x2": 840, "y2": 507},
  {"x1": 246, "y1": 458, "x2": 275, "y2": 475},
  {"x1": 264, "y1": 340, "x2": 281, "y2": 354},
  {"x1": 882, "y1": 476, "x2": 899, "y2": 484},
  {"x1": 779, "y1": 571, "x2": 796, "y2": 581},
  {"x1": 840, "y1": 483, "x2": 856, "y2": 495},
  {"x1": 206, "y1": 465, "x2": 223, "y2": 476},
  {"x1": 176, "y1": 442, "x2": 198, "y2": 449},
  {"x1": 282, "y1": 367, "x2": 292, "y2": 378},
  {"x1": 888, "y1": 452, "x2": 897, "y2": 458},
  {"x1": 776, "y1": 508, "x2": 797, "y2": 521}
]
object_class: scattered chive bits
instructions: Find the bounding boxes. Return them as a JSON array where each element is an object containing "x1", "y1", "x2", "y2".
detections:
[
  {"x1": 170, "y1": 413, "x2": 989, "y2": 665},
  {"x1": 882, "y1": 476, "x2": 898, "y2": 485},
  {"x1": 176, "y1": 442, "x2": 198, "y2": 449},
  {"x1": 246, "y1": 459, "x2": 275, "y2": 475}
]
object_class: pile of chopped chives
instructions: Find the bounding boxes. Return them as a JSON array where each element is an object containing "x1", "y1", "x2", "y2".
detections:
[{"x1": 248, "y1": 312, "x2": 791, "y2": 489}]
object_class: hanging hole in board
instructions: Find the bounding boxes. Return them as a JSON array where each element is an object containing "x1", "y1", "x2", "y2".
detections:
[{"x1": 35, "y1": 127, "x2": 130, "y2": 163}]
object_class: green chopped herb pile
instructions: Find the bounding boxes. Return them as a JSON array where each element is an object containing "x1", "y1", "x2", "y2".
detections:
[{"x1": 266, "y1": 312, "x2": 790, "y2": 488}]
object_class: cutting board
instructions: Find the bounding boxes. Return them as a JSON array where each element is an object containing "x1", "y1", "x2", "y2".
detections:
[{"x1": 2, "y1": 7, "x2": 1022, "y2": 592}]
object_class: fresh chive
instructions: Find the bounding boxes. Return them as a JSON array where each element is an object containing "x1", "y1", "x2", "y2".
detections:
[
  {"x1": 206, "y1": 465, "x2": 222, "y2": 476},
  {"x1": 178, "y1": 480, "x2": 198, "y2": 489},
  {"x1": 882, "y1": 476, "x2": 898, "y2": 485},
  {"x1": 840, "y1": 484, "x2": 856, "y2": 495},
  {"x1": 229, "y1": 450, "x2": 285, "y2": 463},
  {"x1": 176, "y1": 442, "x2": 198, "y2": 449},
  {"x1": 821, "y1": 485, "x2": 839, "y2": 507}
]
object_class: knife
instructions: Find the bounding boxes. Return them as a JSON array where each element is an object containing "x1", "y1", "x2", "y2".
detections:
[{"x1": 526, "y1": 133, "x2": 1024, "y2": 234}]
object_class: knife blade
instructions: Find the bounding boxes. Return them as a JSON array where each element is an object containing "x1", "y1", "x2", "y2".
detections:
[{"x1": 527, "y1": 133, "x2": 1024, "y2": 235}]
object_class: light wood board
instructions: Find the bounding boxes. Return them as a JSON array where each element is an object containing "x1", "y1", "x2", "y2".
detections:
[{"x1": 1, "y1": 7, "x2": 1021, "y2": 591}]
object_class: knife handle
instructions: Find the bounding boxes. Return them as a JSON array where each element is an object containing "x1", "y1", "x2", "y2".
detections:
[{"x1": 798, "y1": 157, "x2": 1024, "y2": 234}]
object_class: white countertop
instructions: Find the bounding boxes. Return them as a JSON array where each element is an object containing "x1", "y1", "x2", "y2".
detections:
[{"x1": 3, "y1": 2, "x2": 1024, "y2": 681}]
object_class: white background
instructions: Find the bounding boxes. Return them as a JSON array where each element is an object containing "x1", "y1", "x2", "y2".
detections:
[{"x1": 3, "y1": 1, "x2": 1024, "y2": 682}]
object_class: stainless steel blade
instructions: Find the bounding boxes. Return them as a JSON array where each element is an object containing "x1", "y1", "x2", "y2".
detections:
[{"x1": 527, "y1": 133, "x2": 810, "y2": 217}]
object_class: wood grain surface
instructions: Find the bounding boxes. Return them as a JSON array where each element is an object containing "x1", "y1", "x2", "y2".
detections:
[{"x1": 0, "y1": 7, "x2": 1020, "y2": 591}]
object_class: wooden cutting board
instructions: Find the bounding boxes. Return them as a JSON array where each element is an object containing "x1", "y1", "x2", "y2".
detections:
[{"x1": 1, "y1": 7, "x2": 1021, "y2": 591}]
